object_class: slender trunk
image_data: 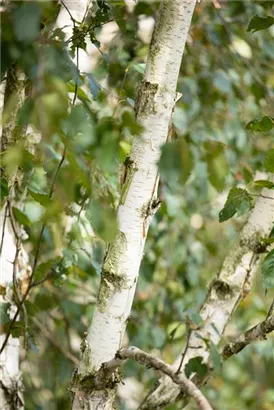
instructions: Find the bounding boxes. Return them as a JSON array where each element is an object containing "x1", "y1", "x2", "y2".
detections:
[
  {"x1": 139, "y1": 180, "x2": 274, "y2": 410},
  {"x1": 0, "y1": 66, "x2": 27, "y2": 410},
  {"x1": 71, "y1": 1, "x2": 197, "y2": 409}
]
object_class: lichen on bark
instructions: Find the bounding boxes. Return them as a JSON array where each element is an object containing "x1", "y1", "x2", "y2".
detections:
[
  {"x1": 98, "y1": 231, "x2": 128, "y2": 312},
  {"x1": 135, "y1": 81, "x2": 159, "y2": 117}
]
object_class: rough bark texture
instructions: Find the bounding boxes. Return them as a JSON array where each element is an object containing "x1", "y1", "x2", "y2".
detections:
[
  {"x1": 139, "y1": 181, "x2": 274, "y2": 410},
  {"x1": 97, "y1": 346, "x2": 213, "y2": 410},
  {"x1": 0, "y1": 66, "x2": 27, "y2": 410},
  {"x1": 222, "y1": 314, "x2": 274, "y2": 359},
  {"x1": 71, "y1": 1, "x2": 197, "y2": 409}
]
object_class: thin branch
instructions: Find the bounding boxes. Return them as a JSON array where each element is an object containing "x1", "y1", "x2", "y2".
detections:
[
  {"x1": 65, "y1": 20, "x2": 113, "y2": 46},
  {"x1": 61, "y1": 0, "x2": 76, "y2": 25},
  {"x1": 222, "y1": 315, "x2": 274, "y2": 360},
  {"x1": 0, "y1": 202, "x2": 8, "y2": 256},
  {"x1": 97, "y1": 346, "x2": 213, "y2": 410},
  {"x1": 267, "y1": 298, "x2": 274, "y2": 318}
]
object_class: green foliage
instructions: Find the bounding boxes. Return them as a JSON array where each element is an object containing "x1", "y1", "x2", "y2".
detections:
[
  {"x1": 262, "y1": 249, "x2": 274, "y2": 289},
  {"x1": 247, "y1": 15, "x2": 274, "y2": 33},
  {"x1": 12, "y1": 207, "x2": 31, "y2": 226},
  {"x1": 219, "y1": 188, "x2": 253, "y2": 222},
  {"x1": 264, "y1": 149, "x2": 274, "y2": 173},
  {"x1": 1, "y1": 1, "x2": 274, "y2": 410},
  {"x1": 158, "y1": 138, "x2": 194, "y2": 186},
  {"x1": 185, "y1": 357, "x2": 208, "y2": 379},
  {"x1": 246, "y1": 116, "x2": 274, "y2": 133},
  {"x1": 0, "y1": 178, "x2": 9, "y2": 207},
  {"x1": 204, "y1": 140, "x2": 228, "y2": 191},
  {"x1": 12, "y1": 2, "x2": 41, "y2": 43}
]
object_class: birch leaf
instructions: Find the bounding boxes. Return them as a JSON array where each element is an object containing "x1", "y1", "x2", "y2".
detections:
[
  {"x1": 86, "y1": 201, "x2": 117, "y2": 242},
  {"x1": 12, "y1": 207, "x2": 31, "y2": 226},
  {"x1": 262, "y1": 249, "x2": 274, "y2": 289},
  {"x1": 185, "y1": 357, "x2": 208, "y2": 379},
  {"x1": 0, "y1": 178, "x2": 9, "y2": 207},
  {"x1": 204, "y1": 140, "x2": 228, "y2": 192},
  {"x1": 210, "y1": 342, "x2": 222, "y2": 373},
  {"x1": 246, "y1": 116, "x2": 274, "y2": 132},
  {"x1": 253, "y1": 180, "x2": 274, "y2": 189},
  {"x1": 219, "y1": 188, "x2": 252, "y2": 222},
  {"x1": 264, "y1": 149, "x2": 274, "y2": 173},
  {"x1": 159, "y1": 139, "x2": 193, "y2": 186},
  {"x1": 247, "y1": 15, "x2": 274, "y2": 33}
]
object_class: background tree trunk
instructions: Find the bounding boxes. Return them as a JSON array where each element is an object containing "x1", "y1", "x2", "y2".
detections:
[
  {"x1": 139, "y1": 177, "x2": 274, "y2": 409},
  {"x1": 0, "y1": 66, "x2": 27, "y2": 410}
]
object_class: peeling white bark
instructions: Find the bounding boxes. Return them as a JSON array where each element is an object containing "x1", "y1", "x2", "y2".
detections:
[
  {"x1": 140, "y1": 181, "x2": 274, "y2": 409},
  {"x1": 0, "y1": 67, "x2": 27, "y2": 410},
  {"x1": 72, "y1": 1, "x2": 197, "y2": 409},
  {"x1": 0, "y1": 213, "x2": 25, "y2": 410}
]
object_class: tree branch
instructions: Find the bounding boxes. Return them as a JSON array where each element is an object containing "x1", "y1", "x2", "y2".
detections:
[
  {"x1": 222, "y1": 315, "x2": 274, "y2": 359},
  {"x1": 97, "y1": 346, "x2": 213, "y2": 410}
]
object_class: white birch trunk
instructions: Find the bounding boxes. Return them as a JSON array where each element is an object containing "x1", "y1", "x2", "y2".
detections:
[
  {"x1": 71, "y1": 1, "x2": 197, "y2": 409},
  {"x1": 139, "y1": 181, "x2": 274, "y2": 409},
  {"x1": 0, "y1": 67, "x2": 27, "y2": 410},
  {"x1": 0, "y1": 214, "x2": 26, "y2": 410}
]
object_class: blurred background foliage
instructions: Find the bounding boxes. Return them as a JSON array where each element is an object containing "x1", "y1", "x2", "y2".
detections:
[{"x1": 1, "y1": 1, "x2": 274, "y2": 409}]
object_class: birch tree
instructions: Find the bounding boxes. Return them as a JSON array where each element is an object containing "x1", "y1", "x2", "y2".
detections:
[
  {"x1": 71, "y1": 1, "x2": 198, "y2": 408},
  {"x1": 1, "y1": 1, "x2": 274, "y2": 410},
  {"x1": 0, "y1": 66, "x2": 28, "y2": 410}
]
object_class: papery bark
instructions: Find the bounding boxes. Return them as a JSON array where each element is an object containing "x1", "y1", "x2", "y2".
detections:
[
  {"x1": 71, "y1": 1, "x2": 197, "y2": 409},
  {"x1": 0, "y1": 65, "x2": 27, "y2": 410}
]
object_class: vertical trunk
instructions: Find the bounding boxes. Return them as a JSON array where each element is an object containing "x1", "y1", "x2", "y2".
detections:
[
  {"x1": 0, "y1": 66, "x2": 27, "y2": 410},
  {"x1": 71, "y1": 1, "x2": 197, "y2": 409},
  {"x1": 139, "y1": 180, "x2": 274, "y2": 409}
]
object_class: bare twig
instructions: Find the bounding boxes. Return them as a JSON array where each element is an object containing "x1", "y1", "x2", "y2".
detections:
[
  {"x1": 0, "y1": 202, "x2": 8, "y2": 256},
  {"x1": 61, "y1": 0, "x2": 76, "y2": 24},
  {"x1": 267, "y1": 299, "x2": 274, "y2": 318},
  {"x1": 97, "y1": 346, "x2": 213, "y2": 410}
]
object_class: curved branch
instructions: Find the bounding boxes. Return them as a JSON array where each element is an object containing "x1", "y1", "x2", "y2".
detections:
[{"x1": 98, "y1": 346, "x2": 213, "y2": 410}]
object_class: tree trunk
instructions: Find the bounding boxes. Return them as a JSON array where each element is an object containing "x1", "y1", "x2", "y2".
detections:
[
  {"x1": 71, "y1": 1, "x2": 197, "y2": 409},
  {"x1": 0, "y1": 65, "x2": 27, "y2": 410},
  {"x1": 139, "y1": 178, "x2": 274, "y2": 409}
]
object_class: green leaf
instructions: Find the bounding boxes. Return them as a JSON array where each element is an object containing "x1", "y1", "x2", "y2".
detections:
[
  {"x1": 34, "y1": 292, "x2": 59, "y2": 311},
  {"x1": 253, "y1": 180, "x2": 274, "y2": 189},
  {"x1": 264, "y1": 149, "x2": 274, "y2": 173},
  {"x1": 0, "y1": 178, "x2": 9, "y2": 207},
  {"x1": 185, "y1": 357, "x2": 208, "y2": 379},
  {"x1": 28, "y1": 189, "x2": 52, "y2": 207},
  {"x1": 168, "y1": 322, "x2": 185, "y2": 341},
  {"x1": 12, "y1": 2, "x2": 41, "y2": 43},
  {"x1": 219, "y1": 188, "x2": 252, "y2": 222},
  {"x1": 86, "y1": 200, "x2": 118, "y2": 242},
  {"x1": 204, "y1": 140, "x2": 228, "y2": 191},
  {"x1": 34, "y1": 259, "x2": 59, "y2": 282},
  {"x1": 210, "y1": 342, "x2": 222, "y2": 373},
  {"x1": 131, "y1": 63, "x2": 146, "y2": 75},
  {"x1": 247, "y1": 15, "x2": 274, "y2": 33},
  {"x1": 159, "y1": 139, "x2": 194, "y2": 186},
  {"x1": 262, "y1": 249, "x2": 274, "y2": 289},
  {"x1": 12, "y1": 207, "x2": 31, "y2": 226},
  {"x1": 24, "y1": 300, "x2": 39, "y2": 317},
  {"x1": 0, "y1": 303, "x2": 11, "y2": 327},
  {"x1": 10, "y1": 321, "x2": 25, "y2": 338},
  {"x1": 246, "y1": 116, "x2": 274, "y2": 132}
]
